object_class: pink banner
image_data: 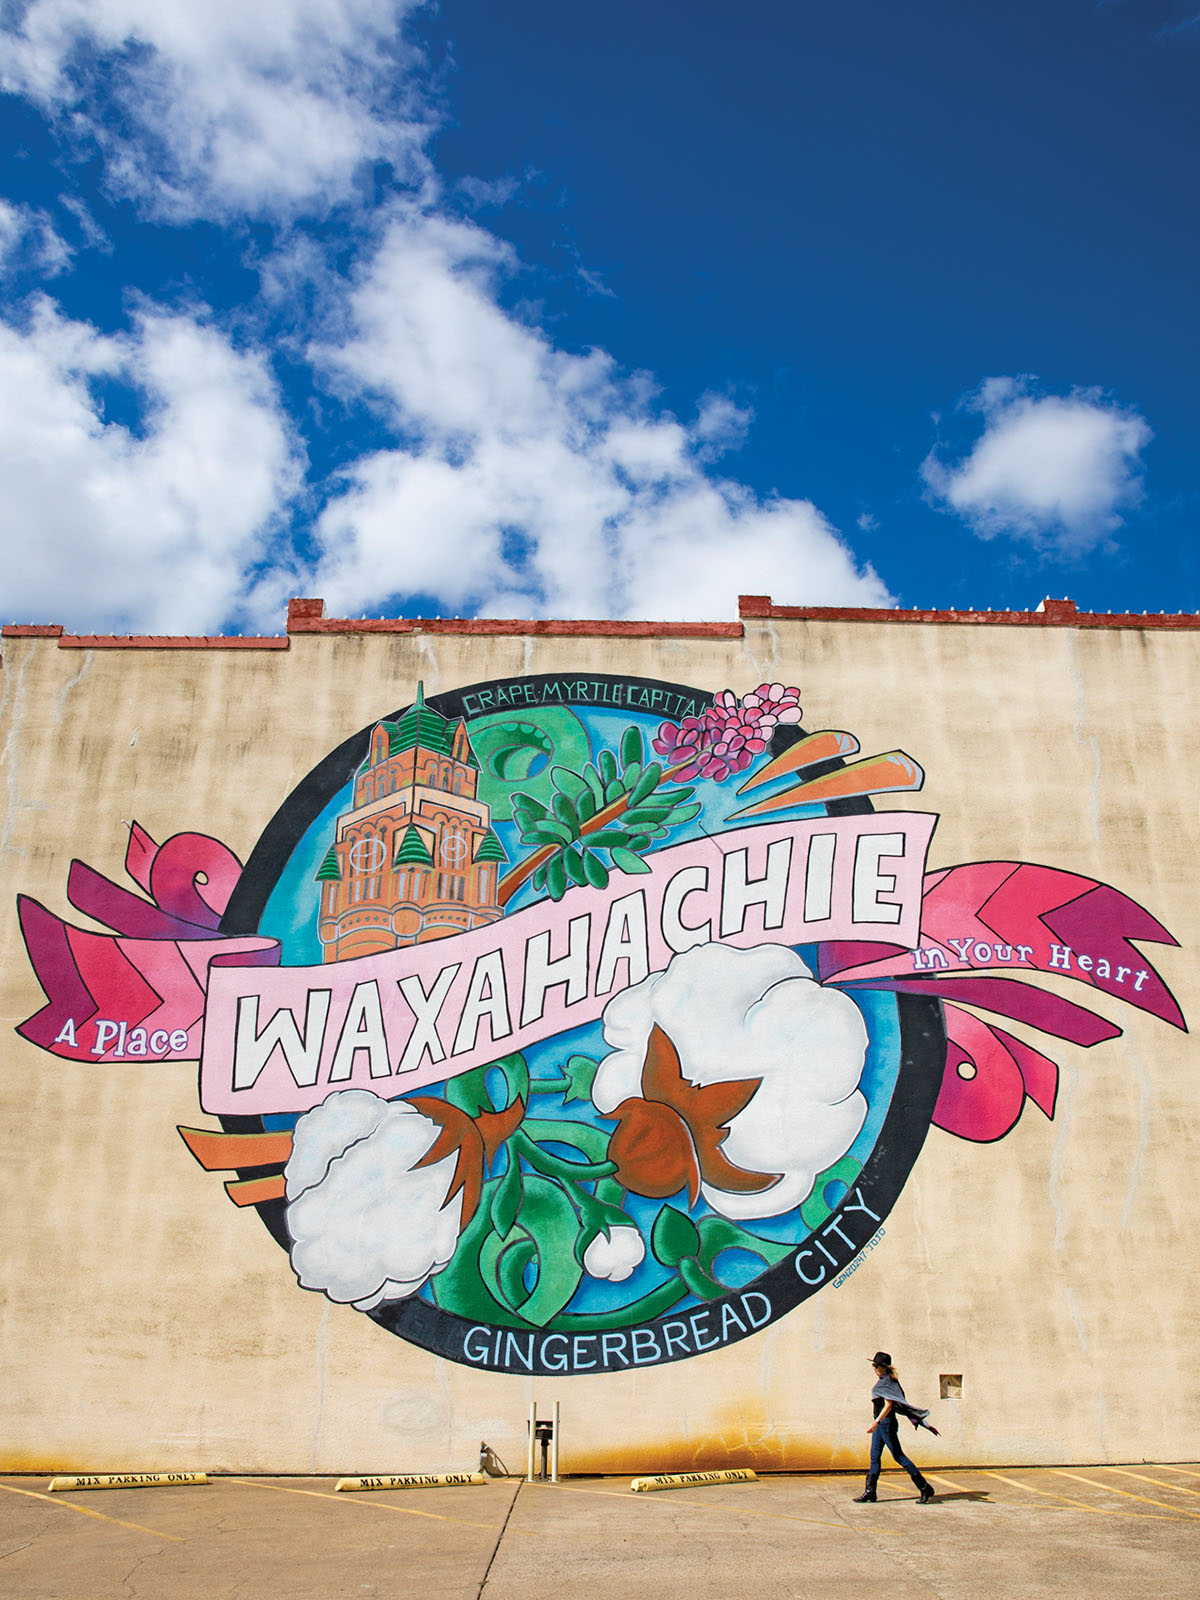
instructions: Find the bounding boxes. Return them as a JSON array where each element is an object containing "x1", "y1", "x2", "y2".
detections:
[
  {"x1": 817, "y1": 860, "x2": 1183, "y2": 1031},
  {"x1": 199, "y1": 812, "x2": 935, "y2": 1115}
]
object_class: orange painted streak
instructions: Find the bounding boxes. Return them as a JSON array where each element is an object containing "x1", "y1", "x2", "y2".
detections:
[
  {"x1": 224, "y1": 1175, "x2": 287, "y2": 1206},
  {"x1": 178, "y1": 1127, "x2": 293, "y2": 1170},
  {"x1": 728, "y1": 750, "x2": 924, "y2": 819},
  {"x1": 735, "y1": 731, "x2": 860, "y2": 795},
  {"x1": 563, "y1": 1435, "x2": 841, "y2": 1477}
]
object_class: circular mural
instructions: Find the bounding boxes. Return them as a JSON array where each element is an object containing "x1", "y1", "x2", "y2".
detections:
[
  {"x1": 16, "y1": 673, "x2": 1183, "y2": 1378},
  {"x1": 217, "y1": 674, "x2": 946, "y2": 1374}
]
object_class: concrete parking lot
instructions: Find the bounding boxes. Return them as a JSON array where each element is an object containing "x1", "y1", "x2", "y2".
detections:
[{"x1": 3, "y1": 1464, "x2": 1200, "y2": 1600}]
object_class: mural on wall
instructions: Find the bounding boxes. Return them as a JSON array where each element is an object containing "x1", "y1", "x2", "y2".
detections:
[{"x1": 15, "y1": 674, "x2": 1186, "y2": 1375}]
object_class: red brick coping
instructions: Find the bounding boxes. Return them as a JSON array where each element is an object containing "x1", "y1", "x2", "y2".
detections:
[
  {"x1": 4, "y1": 595, "x2": 1199, "y2": 650},
  {"x1": 737, "y1": 595, "x2": 1200, "y2": 629}
]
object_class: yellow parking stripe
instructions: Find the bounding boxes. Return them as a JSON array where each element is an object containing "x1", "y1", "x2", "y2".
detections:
[
  {"x1": 1052, "y1": 1470, "x2": 1200, "y2": 1521},
  {"x1": 0, "y1": 1481, "x2": 181, "y2": 1541},
  {"x1": 927, "y1": 1473, "x2": 973, "y2": 1493},
  {"x1": 1103, "y1": 1467, "x2": 1200, "y2": 1497},
  {"x1": 532, "y1": 1479, "x2": 905, "y2": 1534},
  {"x1": 227, "y1": 1477, "x2": 533, "y2": 1536},
  {"x1": 981, "y1": 1471, "x2": 1173, "y2": 1521},
  {"x1": 1156, "y1": 1465, "x2": 1200, "y2": 1483}
]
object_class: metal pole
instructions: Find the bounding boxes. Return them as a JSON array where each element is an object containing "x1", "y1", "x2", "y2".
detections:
[
  {"x1": 551, "y1": 1399, "x2": 560, "y2": 1483},
  {"x1": 526, "y1": 1401, "x2": 536, "y2": 1483}
]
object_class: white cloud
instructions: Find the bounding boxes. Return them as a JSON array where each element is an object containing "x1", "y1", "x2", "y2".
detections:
[
  {"x1": 693, "y1": 391, "x2": 753, "y2": 458},
  {"x1": 0, "y1": 295, "x2": 301, "y2": 630},
  {"x1": 280, "y1": 207, "x2": 892, "y2": 624},
  {"x1": 1, "y1": 4, "x2": 894, "y2": 629},
  {"x1": 0, "y1": 198, "x2": 72, "y2": 276},
  {"x1": 0, "y1": 1, "x2": 431, "y2": 219},
  {"x1": 922, "y1": 376, "x2": 1152, "y2": 553}
]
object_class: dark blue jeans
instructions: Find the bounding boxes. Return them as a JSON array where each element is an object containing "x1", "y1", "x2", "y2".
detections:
[{"x1": 869, "y1": 1415, "x2": 924, "y2": 1487}]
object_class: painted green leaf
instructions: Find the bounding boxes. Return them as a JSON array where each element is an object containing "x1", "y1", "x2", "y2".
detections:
[
  {"x1": 546, "y1": 852, "x2": 568, "y2": 900},
  {"x1": 563, "y1": 844, "x2": 587, "y2": 885},
  {"x1": 523, "y1": 819, "x2": 573, "y2": 846},
  {"x1": 509, "y1": 1173, "x2": 585, "y2": 1327},
  {"x1": 576, "y1": 787, "x2": 597, "y2": 823},
  {"x1": 621, "y1": 805, "x2": 672, "y2": 827},
  {"x1": 651, "y1": 1204, "x2": 702, "y2": 1268},
  {"x1": 583, "y1": 763, "x2": 606, "y2": 807},
  {"x1": 603, "y1": 777, "x2": 625, "y2": 804},
  {"x1": 550, "y1": 766, "x2": 589, "y2": 802},
  {"x1": 660, "y1": 802, "x2": 702, "y2": 826},
  {"x1": 620, "y1": 760, "x2": 642, "y2": 794},
  {"x1": 579, "y1": 829, "x2": 631, "y2": 850},
  {"x1": 552, "y1": 791, "x2": 580, "y2": 834},
  {"x1": 431, "y1": 1181, "x2": 527, "y2": 1328},
  {"x1": 610, "y1": 847, "x2": 651, "y2": 875},
  {"x1": 582, "y1": 850, "x2": 609, "y2": 890},
  {"x1": 598, "y1": 748, "x2": 618, "y2": 786},
  {"x1": 531, "y1": 863, "x2": 547, "y2": 893},
  {"x1": 496, "y1": 1236, "x2": 537, "y2": 1310},
  {"x1": 561, "y1": 1054, "x2": 600, "y2": 1104},
  {"x1": 628, "y1": 762, "x2": 663, "y2": 806},
  {"x1": 621, "y1": 724, "x2": 645, "y2": 771},
  {"x1": 511, "y1": 791, "x2": 550, "y2": 822}
]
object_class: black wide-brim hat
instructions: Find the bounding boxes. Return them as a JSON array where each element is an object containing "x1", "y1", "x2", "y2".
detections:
[{"x1": 871, "y1": 1351, "x2": 891, "y2": 1366}]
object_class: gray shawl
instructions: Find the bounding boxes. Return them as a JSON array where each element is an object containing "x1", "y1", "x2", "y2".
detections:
[{"x1": 871, "y1": 1375, "x2": 939, "y2": 1433}]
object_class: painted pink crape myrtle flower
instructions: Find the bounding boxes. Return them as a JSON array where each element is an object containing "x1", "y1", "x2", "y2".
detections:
[
  {"x1": 651, "y1": 714, "x2": 710, "y2": 780},
  {"x1": 734, "y1": 682, "x2": 803, "y2": 732},
  {"x1": 652, "y1": 683, "x2": 803, "y2": 784}
]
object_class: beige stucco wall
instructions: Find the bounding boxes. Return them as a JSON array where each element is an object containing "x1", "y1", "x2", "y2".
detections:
[{"x1": 1, "y1": 614, "x2": 1196, "y2": 1473}]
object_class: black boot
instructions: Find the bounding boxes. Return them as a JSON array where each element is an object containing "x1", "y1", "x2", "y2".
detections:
[
  {"x1": 852, "y1": 1476, "x2": 878, "y2": 1503},
  {"x1": 914, "y1": 1475, "x2": 935, "y2": 1504}
]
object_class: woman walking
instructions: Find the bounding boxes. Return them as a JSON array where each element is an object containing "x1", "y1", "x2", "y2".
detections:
[{"x1": 853, "y1": 1351, "x2": 938, "y2": 1504}]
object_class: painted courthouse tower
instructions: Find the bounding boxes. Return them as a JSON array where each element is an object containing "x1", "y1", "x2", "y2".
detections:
[{"x1": 314, "y1": 687, "x2": 506, "y2": 960}]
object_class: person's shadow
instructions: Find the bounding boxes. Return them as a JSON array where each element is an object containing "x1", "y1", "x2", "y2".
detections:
[{"x1": 924, "y1": 1490, "x2": 991, "y2": 1503}]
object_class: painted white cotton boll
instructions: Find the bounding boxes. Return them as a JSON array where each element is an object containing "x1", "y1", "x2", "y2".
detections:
[
  {"x1": 583, "y1": 1226, "x2": 646, "y2": 1283},
  {"x1": 285, "y1": 1089, "x2": 463, "y2": 1311},
  {"x1": 593, "y1": 943, "x2": 868, "y2": 1221}
]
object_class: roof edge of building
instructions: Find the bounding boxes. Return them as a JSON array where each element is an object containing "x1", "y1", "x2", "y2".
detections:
[
  {"x1": 736, "y1": 594, "x2": 1200, "y2": 629},
  {"x1": 5, "y1": 594, "x2": 1200, "y2": 650}
]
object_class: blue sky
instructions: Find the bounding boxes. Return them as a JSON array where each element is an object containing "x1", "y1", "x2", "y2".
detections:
[{"x1": 0, "y1": 1, "x2": 1196, "y2": 633}]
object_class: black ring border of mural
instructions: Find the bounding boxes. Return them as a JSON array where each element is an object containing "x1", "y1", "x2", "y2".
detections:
[{"x1": 219, "y1": 673, "x2": 946, "y2": 1370}]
